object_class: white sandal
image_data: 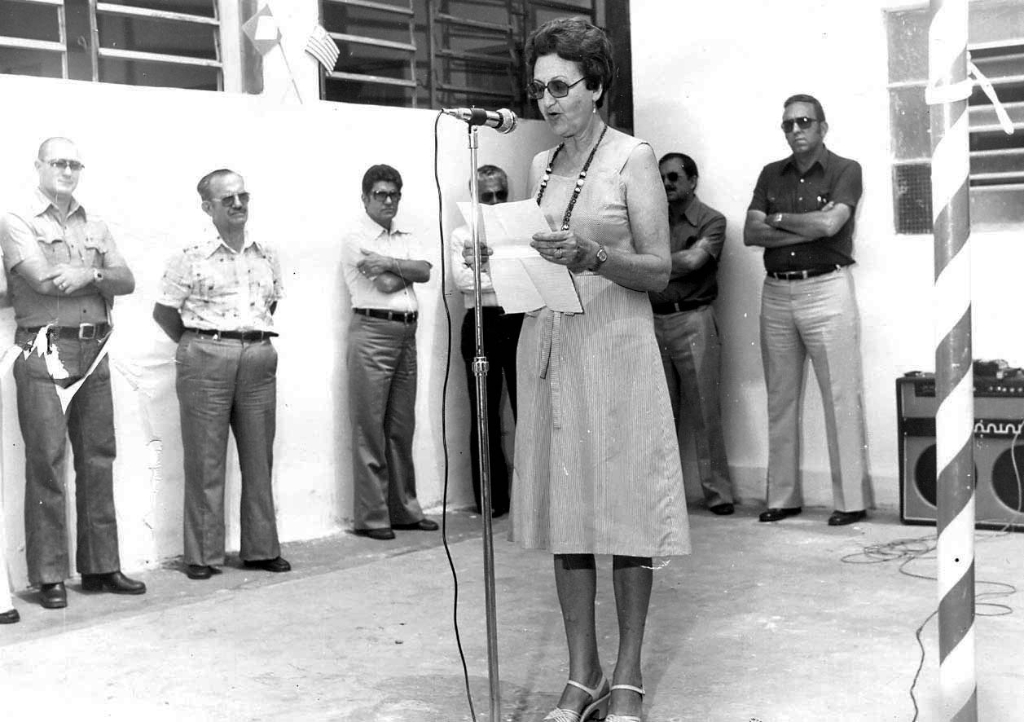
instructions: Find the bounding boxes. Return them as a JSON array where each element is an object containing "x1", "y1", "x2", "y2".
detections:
[
  {"x1": 543, "y1": 674, "x2": 611, "y2": 721},
  {"x1": 606, "y1": 683, "x2": 645, "y2": 722}
]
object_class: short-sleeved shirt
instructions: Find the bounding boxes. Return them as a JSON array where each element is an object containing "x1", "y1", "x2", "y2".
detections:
[
  {"x1": 342, "y1": 212, "x2": 425, "y2": 313},
  {"x1": 0, "y1": 188, "x2": 119, "y2": 328},
  {"x1": 157, "y1": 229, "x2": 283, "y2": 333},
  {"x1": 450, "y1": 223, "x2": 500, "y2": 309},
  {"x1": 649, "y1": 194, "x2": 726, "y2": 307},
  {"x1": 747, "y1": 147, "x2": 862, "y2": 273}
]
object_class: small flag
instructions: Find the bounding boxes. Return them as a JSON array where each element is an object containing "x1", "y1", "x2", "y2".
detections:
[
  {"x1": 305, "y1": 24, "x2": 340, "y2": 71},
  {"x1": 241, "y1": 5, "x2": 281, "y2": 56}
]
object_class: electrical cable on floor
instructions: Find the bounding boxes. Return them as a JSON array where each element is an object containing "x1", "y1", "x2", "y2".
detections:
[
  {"x1": 839, "y1": 415, "x2": 1023, "y2": 722},
  {"x1": 432, "y1": 111, "x2": 478, "y2": 722}
]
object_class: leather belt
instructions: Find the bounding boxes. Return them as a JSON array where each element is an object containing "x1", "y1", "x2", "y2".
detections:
[
  {"x1": 19, "y1": 322, "x2": 111, "y2": 340},
  {"x1": 651, "y1": 300, "x2": 709, "y2": 315},
  {"x1": 354, "y1": 308, "x2": 418, "y2": 323},
  {"x1": 186, "y1": 328, "x2": 277, "y2": 341},
  {"x1": 766, "y1": 266, "x2": 843, "y2": 281}
]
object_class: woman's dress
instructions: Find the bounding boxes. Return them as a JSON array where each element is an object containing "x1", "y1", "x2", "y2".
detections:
[{"x1": 510, "y1": 128, "x2": 691, "y2": 557}]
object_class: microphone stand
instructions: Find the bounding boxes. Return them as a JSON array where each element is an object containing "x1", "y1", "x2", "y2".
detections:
[{"x1": 466, "y1": 123, "x2": 501, "y2": 720}]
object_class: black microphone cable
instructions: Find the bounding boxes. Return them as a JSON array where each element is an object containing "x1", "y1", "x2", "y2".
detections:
[{"x1": 432, "y1": 110, "x2": 479, "y2": 722}]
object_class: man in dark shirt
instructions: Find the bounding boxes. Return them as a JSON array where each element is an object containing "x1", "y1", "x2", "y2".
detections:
[
  {"x1": 743, "y1": 94, "x2": 871, "y2": 526},
  {"x1": 650, "y1": 153, "x2": 734, "y2": 515}
]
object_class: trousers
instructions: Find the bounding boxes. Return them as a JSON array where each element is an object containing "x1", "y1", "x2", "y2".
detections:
[
  {"x1": 460, "y1": 307, "x2": 523, "y2": 516},
  {"x1": 348, "y1": 314, "x2": 424, "y2": 530},
  {"x1": 176, "y1": 332, "x2": 281, "y2": 566},
  {"x1": 759, "y1": 267, "x2": 871, "y2": 511},
  {"x1": 653, "y1": 304, "x2": 733, "y2": 507},
  {"x1": 13, "y1": 331, "x2": 120, "y2": 585}
]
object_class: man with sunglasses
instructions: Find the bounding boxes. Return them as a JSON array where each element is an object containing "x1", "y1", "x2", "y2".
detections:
[
  {"x1": 153, "y1": 169, "x2": 290, "y2": 579},
  {"x1": 343, "y1": 164, "x2": 437, "y2": 540},
  {"x1": 650, "y1": 152, "x2": 735, "y2": 516},
  {"x1": 0, "y1": 137, "x2": 144, "y2": 608},
  {"x1": 744, "y1": 94, "x2": 871, "y2": 527},
  {"x1": 450, "y1": 165, "x2": 523, "y2": 518}
]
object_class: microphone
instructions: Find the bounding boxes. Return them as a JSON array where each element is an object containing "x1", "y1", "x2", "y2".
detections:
[{"x1": 442, "y1": 107, "x2": 517, "y2": 134}]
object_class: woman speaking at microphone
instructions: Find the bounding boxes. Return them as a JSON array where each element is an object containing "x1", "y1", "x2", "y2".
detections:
[{"x1": 470, "y1": 15, "x2": 690, "y2": 722}]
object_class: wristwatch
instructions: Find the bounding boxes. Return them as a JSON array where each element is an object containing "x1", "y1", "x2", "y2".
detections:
[
  {"x1": 773, "y1": 212, "x2": 784, "y2": 225},
  {"x1": 92, "y1": 269, "x2": 104, "y2": 284},
  {"x1": 591, "y1": 245, "x2": 608, "y2": 272}
]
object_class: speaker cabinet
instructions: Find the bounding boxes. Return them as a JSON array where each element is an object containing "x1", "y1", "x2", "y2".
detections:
[{"x1": 897, "y1": 375, "x2": 1024, "y2": 531}]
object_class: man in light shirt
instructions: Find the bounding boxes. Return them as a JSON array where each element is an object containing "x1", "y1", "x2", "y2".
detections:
[
  {"x1": 343, "y1": 164, "x2": 437, "y2": 540},
  {"x1": 153, "y1": 168, "x2": 290, "y2": 579}
]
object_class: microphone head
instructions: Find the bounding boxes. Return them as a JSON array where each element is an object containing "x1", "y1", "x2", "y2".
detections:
[{"x1": 496, "y1": 108, "x2": 518, "y2": 134}]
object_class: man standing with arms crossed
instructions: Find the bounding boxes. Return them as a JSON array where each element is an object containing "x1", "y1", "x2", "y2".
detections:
[
  {"x1": 650, "y1": 152, "x2": 735, "y2": 515},
  {"x1": 0, "y1": 137, "x2": 144, "y2": 609},
  {"x1": 743, "y1": 94, "x2": 871, "y2": 526},
  {"x1": 154, "y1": 168, "x2": 290, "y2": 579},
  {"x1": 344, "y1": 164, "x2": 437, "y2": 540}
]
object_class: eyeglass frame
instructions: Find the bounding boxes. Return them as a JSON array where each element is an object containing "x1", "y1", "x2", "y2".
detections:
[
  {"x1": 526, "y1": 76, "x2": 587, "y2": 100},
  {"x1": 780, "y1": 116, "x2": 819, "y2": 133},
  {"x1": 479, "y1": 189, "x2": 508, "y2": 203},
  {"x1": 209, "y1": 192, "x2": 250, "y2": 207},
  {"x1": 46, "y1": 159, "x2": 85, "y2": 172},
  {"x1": 370, "y1": 190, "x2": 402, "y2": 203},
  {"x1": 660, "y1": 171, "x2": 688, "y2": 184}
]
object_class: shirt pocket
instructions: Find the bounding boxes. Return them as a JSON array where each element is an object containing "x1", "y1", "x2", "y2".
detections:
[
  {"x1": 193, "y1": 255, "x2": 238, "y2": 302},
  {"x1": 82, "y1": 227, "x2": 108, "y2": 267}
]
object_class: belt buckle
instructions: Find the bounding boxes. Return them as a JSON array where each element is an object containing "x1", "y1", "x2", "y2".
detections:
[{"x1": 78, "y1": 323, "x2": 96, "y2": 340}]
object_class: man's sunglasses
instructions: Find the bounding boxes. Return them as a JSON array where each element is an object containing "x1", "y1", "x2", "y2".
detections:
[
  {"x1": 661, "y1": 172, "x2": 684, "y2": 183},
  {"x1": 480, "y1": 189, "x2": 508, "y2": 203},
  {"x1": 211, "y1": 192, "x2": 250, "y2": 207},
  {"x1": 526, "y1": 77, "x2": 586, "y2": 100},
  {"x1": 371, "y1": 190, "x2": 402, "y2": 203},
  {"x1": 47, "y1": 159, "x2": 85, "y2": 172},
  {"x1": 780, "y1": 117, "x2": 818, "y2": 133}
]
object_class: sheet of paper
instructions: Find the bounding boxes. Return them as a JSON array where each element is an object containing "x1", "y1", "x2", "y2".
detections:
[{"x1": 456, "y1": 199, "x2": 581, "y2": 313}]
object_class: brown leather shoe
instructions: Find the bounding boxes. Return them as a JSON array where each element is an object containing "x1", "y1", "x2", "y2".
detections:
[
  {"x1": 758, "y1": 507, "x2": 802, "y2": 522},
  {"x1": 0, "y1": 608, "x2": 20, "y2": 624},
  {"x1": 709, "y1": 503, "x2": 735, "y2": 515},
  {"x1": 242, "y1": 556, "x2": 291, "y2": 573},
  {"x1": 185, "y1": 564, "x2": 222, "y2": 580},
  {"x1": 828, "y1": 509, "x2": 867, "y2": 526},
  {"x1": 81, "y1": 571, "x2": 146, "y2": 595},
  {"x1": 393, "y1": 518, "x2": 439, "y2": 531},
  {"x1": 354, "y1": 528, "x2": 396, "y2": 540},
  {"x1": 40, "y1": 582, "x2": 67, "y2": 609}
]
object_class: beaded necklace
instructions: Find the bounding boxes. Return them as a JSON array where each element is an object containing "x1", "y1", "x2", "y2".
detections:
[{"x1": 535, "y1": 124, "x2": 609, "y2": 231}]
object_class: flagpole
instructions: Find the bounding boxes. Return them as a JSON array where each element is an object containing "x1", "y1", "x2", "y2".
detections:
[{"x1": 278, "y1": 46, "x2": 303, "y2": 104}]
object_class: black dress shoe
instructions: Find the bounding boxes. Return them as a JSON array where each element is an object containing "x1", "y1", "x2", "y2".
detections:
[
  {"x1": 354, "y1": 528, "x2": 396, "y2": 540},
  {"x1": 709, "y1": 503, "x2": 735, "y2": 515},
  {"x1": 758, "y1": 506, "x2": 802, "y2": 522},
  {"x1": 81, "y1": 571, "x2": 147, "y2": 595},
  {"x1": 393, "y1": 518, "x2": 440, "y2": 531},
  {"x1": 39, "y1": 582, "x2": 67, "y2": 609},
  {"x1": 828, "y1": 509, "x2": 867, "y2": 526},
  {"x1": 185, "y1": 564, "x2": 222, "y2": 580},
  {"x1": 0, "y1": 608, "x2": 20, "y2": 624},
  {"x1": 242, "y1": 556, "x2": 291, "y2": 573}
]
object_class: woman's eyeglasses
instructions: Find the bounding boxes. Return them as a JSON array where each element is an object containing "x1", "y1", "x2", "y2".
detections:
[
  {"x1": 480, "y1": 190, "x2": 508, "y2": 203},
  {"x1": 211, "y1": 192, "x2": 250, "y2": 207},
  {"x1": 371, "y1": 190, "x2": 402, "y2": 203},
  {"x1": 47, "y1": 159, "x2": 85, "y2": 172},
  {"x1": 526, "y1": 77, "x2": 586, "y2": 100},
  {"x1": 780, "y1": 117, "x2": 818, "y2": 133}
]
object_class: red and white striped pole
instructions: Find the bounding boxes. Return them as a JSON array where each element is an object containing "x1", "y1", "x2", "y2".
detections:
[{"x1": 927, "y1": 0, "x2": 977, "y2": 719}]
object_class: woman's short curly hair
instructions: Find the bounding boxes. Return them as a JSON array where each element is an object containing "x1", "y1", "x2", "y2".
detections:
[{"x1": 525, "y1": 16, "x2": 614, "y2": 108}]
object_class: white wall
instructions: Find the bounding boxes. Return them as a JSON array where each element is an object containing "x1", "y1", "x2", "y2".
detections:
[
  {"x1": 632, "y1": 0, "x2": 1024, "y2": 507},
  {"x1": 0, "y1": 73, "x2": 555, "y2": 589}
]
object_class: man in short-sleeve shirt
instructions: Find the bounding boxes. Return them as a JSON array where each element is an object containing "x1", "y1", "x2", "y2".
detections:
[
  {"x1": 343, "y1": 164, "x2": 437, "y2": 540},
  {"x1": 0, "y1": 137, "x2": 144, "y2": 609},
  {"x1": 153, "y1": 168, "x2": 290, "y2": 580},
  {"x1": 743, "y1": 94, "x2": 871, "y2": 526},
  {"x1": 650, "y1": 152, "x2": 734, "y2": 515}
]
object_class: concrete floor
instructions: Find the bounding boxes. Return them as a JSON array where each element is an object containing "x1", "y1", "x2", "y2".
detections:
[{"x1": 0, "y1": 505, "x2": 1021, "y2": 722}]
